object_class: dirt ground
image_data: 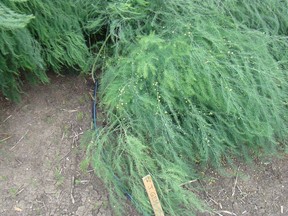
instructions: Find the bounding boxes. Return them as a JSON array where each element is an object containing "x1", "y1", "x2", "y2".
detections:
[
  {"x1": 0, "y1": 74, "x2": 113, "y2": 216},
  {"x1": 197, "y1": 155, "x2": 288, "y2": 216},
  {"x1": 0, "y1": 74, "x2": 287, "y2": 216}
]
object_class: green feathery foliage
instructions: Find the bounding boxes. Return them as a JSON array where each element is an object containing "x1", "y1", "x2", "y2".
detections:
[
  {"x1": 85, "y1": 0, "x2": 288, "y2": 215},
  {"x1": 0, "y1": 2, "x2": 34, "y2": 29},
  {"x1": 0, "y1": 0, "x2": 47, "y2": 101},
  {"x1": 16, "y1": 0, "x2": 91, "y2": 72},
  {"x1": 0, "y1": 0, "x2": 91, "y2": 101},
  {"x1": 1, "y1": 0, "x2": 287, "y2": 215}
]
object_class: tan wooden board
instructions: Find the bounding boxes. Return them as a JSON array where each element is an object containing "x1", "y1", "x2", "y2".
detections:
[{"x1": 142, "y1": 175, "x2": 165, "y2": 216}]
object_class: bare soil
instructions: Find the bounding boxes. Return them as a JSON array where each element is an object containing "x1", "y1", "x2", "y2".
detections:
[
  {"x1": 197, "y1": 155, "x2": 288, "y2": 216},
  {"x1": 0, "y1": 74, "x2": 287, "y2": 216},
  {"x1": 0, "y1": 74, "x2": 112, "y2": 216}
]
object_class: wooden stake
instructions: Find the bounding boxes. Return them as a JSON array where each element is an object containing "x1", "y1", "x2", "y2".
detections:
[{"x1": 142, "y1": 175, "x2": 165, "y2": 216}]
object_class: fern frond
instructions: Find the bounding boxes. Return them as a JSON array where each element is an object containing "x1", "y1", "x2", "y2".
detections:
[{"x1": 0, "y1": 2, "x2": 33, "y2": 29}]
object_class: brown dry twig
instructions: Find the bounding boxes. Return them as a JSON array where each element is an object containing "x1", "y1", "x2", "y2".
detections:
[
  {"x1": 61, "y1": 109, "x2": 78, "y2": 113},
  {"x1": 10, "y1": 130, "x2": 29, "y2": 150},
  {"x1": 2, "y1": 115, "x2": 12, "y2": 123},
  {"x1": 214, "y1": 210, "x2": 237, "y2": 216},
  {"x1": 179, "y1": 179, "x2": 198, "y2": 187},
  {"x1": 232, "y1": 167, "x2": 240, "y2": 197},
  {"x1": 0, "y1": 136, "x2": 12, "y2": 143},
  {"x1": 70, "y1": 176, "x2": 75, "y2": 204}
]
